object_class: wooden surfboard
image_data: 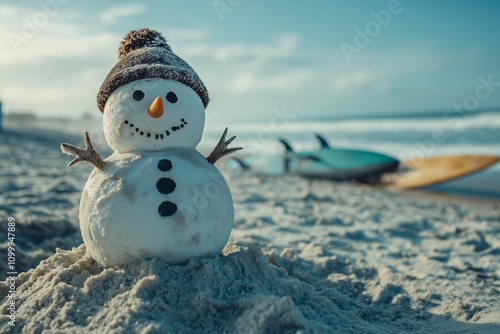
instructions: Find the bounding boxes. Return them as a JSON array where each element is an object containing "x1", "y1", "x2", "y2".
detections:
[{"x1": 388, "y1": 155, "x2": 500, "y2": 190}]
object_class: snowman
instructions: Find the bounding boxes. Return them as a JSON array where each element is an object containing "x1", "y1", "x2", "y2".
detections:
[{"x1": 61, "y1": 29, "x2": 241, "y2": 267}]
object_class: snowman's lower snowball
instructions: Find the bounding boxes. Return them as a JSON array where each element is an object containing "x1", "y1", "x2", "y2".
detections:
[{"x1": 80, "y1": 148, "x2": 234, "y2": 267}]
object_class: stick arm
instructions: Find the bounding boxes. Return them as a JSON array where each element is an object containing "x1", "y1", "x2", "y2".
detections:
[
  {"x1": 61, "y1": 131, "x2": 106, "y2": 171},
  {"x1": 206, "y1": 127, "x2": 242, "y2": 164}
]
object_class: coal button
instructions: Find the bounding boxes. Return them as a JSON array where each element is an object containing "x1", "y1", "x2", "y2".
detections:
[
  {"x1": 158, "y1": 201, "x2": 177, "y2": 217},
  {"x1": 157, "y1": 159, "x2": 172, "y2": 171},
  {"x1": 156, "y1": 177, "x2": 176, "y2": 194}
]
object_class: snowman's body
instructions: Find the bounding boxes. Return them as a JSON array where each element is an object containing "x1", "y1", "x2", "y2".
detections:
[
  {"x1": 74, "y1": 69, "x2": 236, "y2": 267},
  {"x1": 80, "y1": 149, "x2": 233, "y2": 267}
]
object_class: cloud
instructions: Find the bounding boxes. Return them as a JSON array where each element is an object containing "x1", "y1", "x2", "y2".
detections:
[
  {"x1": 0, "y1": 24, "x2": 118, "y2": 66},
  {"x1": 332, "y1": 71, "x2": 392, "y2": 95},
  {"x1": 99, "y1": 4, "x2": 147, "y2": 24},
  {"x1": 0, "y1": 8, "x2": 120, "y2": 117},
  {"x1": 163, "y1": 28, "x2": 209, "y2": 42},
  {"x1": 179, "y1": 33, "x2": 319, "y2": 94},
  {"x1": 330, "y1": 49, "x2": 448, "y2": 95},
  {"x1": 230, "y1": 69, "x2": 315, "y2": 93},
  {"x1": 0, "y1": 5, "x2": 16, "y2": 17},
  {"x1": 333, "y1": 71, "x2": 373, "y2": 91}
]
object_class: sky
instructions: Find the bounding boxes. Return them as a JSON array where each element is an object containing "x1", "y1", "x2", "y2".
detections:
[{"x1": 1, "y1": 0, "x2": 499, "y2": 125}]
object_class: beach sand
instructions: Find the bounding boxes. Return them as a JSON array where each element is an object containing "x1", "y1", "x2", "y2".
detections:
[{"x1": 1, "y1": 124, "x2": 499, "y2": 333}]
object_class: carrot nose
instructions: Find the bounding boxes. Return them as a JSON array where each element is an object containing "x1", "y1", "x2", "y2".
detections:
[{"x1": 148, "y1": 97, "x2": 164, "y2": 118}]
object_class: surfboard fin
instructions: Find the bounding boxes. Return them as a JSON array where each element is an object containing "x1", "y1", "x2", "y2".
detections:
[
  {"x1": 278, "y1": 138, "x2": 294, "y2": 153},
  {"x1": 231, "y1": 157, "x2": 251, "y2": 170},
  {"x1": 315, "y1": 134, "x2": 330, "y2": 148}
]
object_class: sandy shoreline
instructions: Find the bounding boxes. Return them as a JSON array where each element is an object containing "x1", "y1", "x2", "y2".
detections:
[{"x1": 1, "y1": 125, "x2": 499, "y2": 333}]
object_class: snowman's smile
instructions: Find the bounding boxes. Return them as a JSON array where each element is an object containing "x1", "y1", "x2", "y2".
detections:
[{"x1": 123, "y1": 118, "x2": 188, "y2": 140}]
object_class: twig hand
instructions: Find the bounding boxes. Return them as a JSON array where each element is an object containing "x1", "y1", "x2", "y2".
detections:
[
  {"x1": 61, "y1": 132, "x2": 106, "y2": 171},
  {"x1": 206, "y1": 127, "x2": 242, "y2": 164}
]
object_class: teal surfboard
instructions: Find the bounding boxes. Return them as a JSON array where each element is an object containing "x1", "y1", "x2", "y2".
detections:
[{"x1": 231, "y1": 135, "x2": 399, "y2": 182}]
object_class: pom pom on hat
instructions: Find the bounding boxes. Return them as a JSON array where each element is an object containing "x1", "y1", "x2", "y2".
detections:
[
  {"x1": 97, "y1": 28, "x2": 209, "y2": 112},
  {"x1": 118, "y1": 28, "x2": 171, "y2": 58}
]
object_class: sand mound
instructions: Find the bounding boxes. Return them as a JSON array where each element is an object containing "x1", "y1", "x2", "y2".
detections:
[
  {"x1": 3, "y1": 242, "x2": 498, "y2": 333},
  {"x1": 1, "y1": 245, "x2": 379, "y2": 333}
]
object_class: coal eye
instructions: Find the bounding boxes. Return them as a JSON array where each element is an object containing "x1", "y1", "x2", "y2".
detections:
[
  {"x1": 166, "y1": 91, "x2": 178, "y2": 103},
  {"x1": 133, "y1": 90, "x2": 145, "y2": 101}
]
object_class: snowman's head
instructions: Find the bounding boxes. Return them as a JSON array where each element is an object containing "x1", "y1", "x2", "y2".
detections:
[
  {"x1": 103, "y1": 78, "x2": 205, "y2": 153},
  {"x1": 97, "y1": 29, "x2": 210, "y2": 153}
]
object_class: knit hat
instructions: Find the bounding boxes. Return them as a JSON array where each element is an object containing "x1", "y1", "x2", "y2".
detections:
[{"x1": 97, "y1": 28, "x2": 209, "y2": 112}]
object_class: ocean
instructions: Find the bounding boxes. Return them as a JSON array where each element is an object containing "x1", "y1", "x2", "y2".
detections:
[{"x1": 203, "y1": 109, "x2": 500, "y2": 159}]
